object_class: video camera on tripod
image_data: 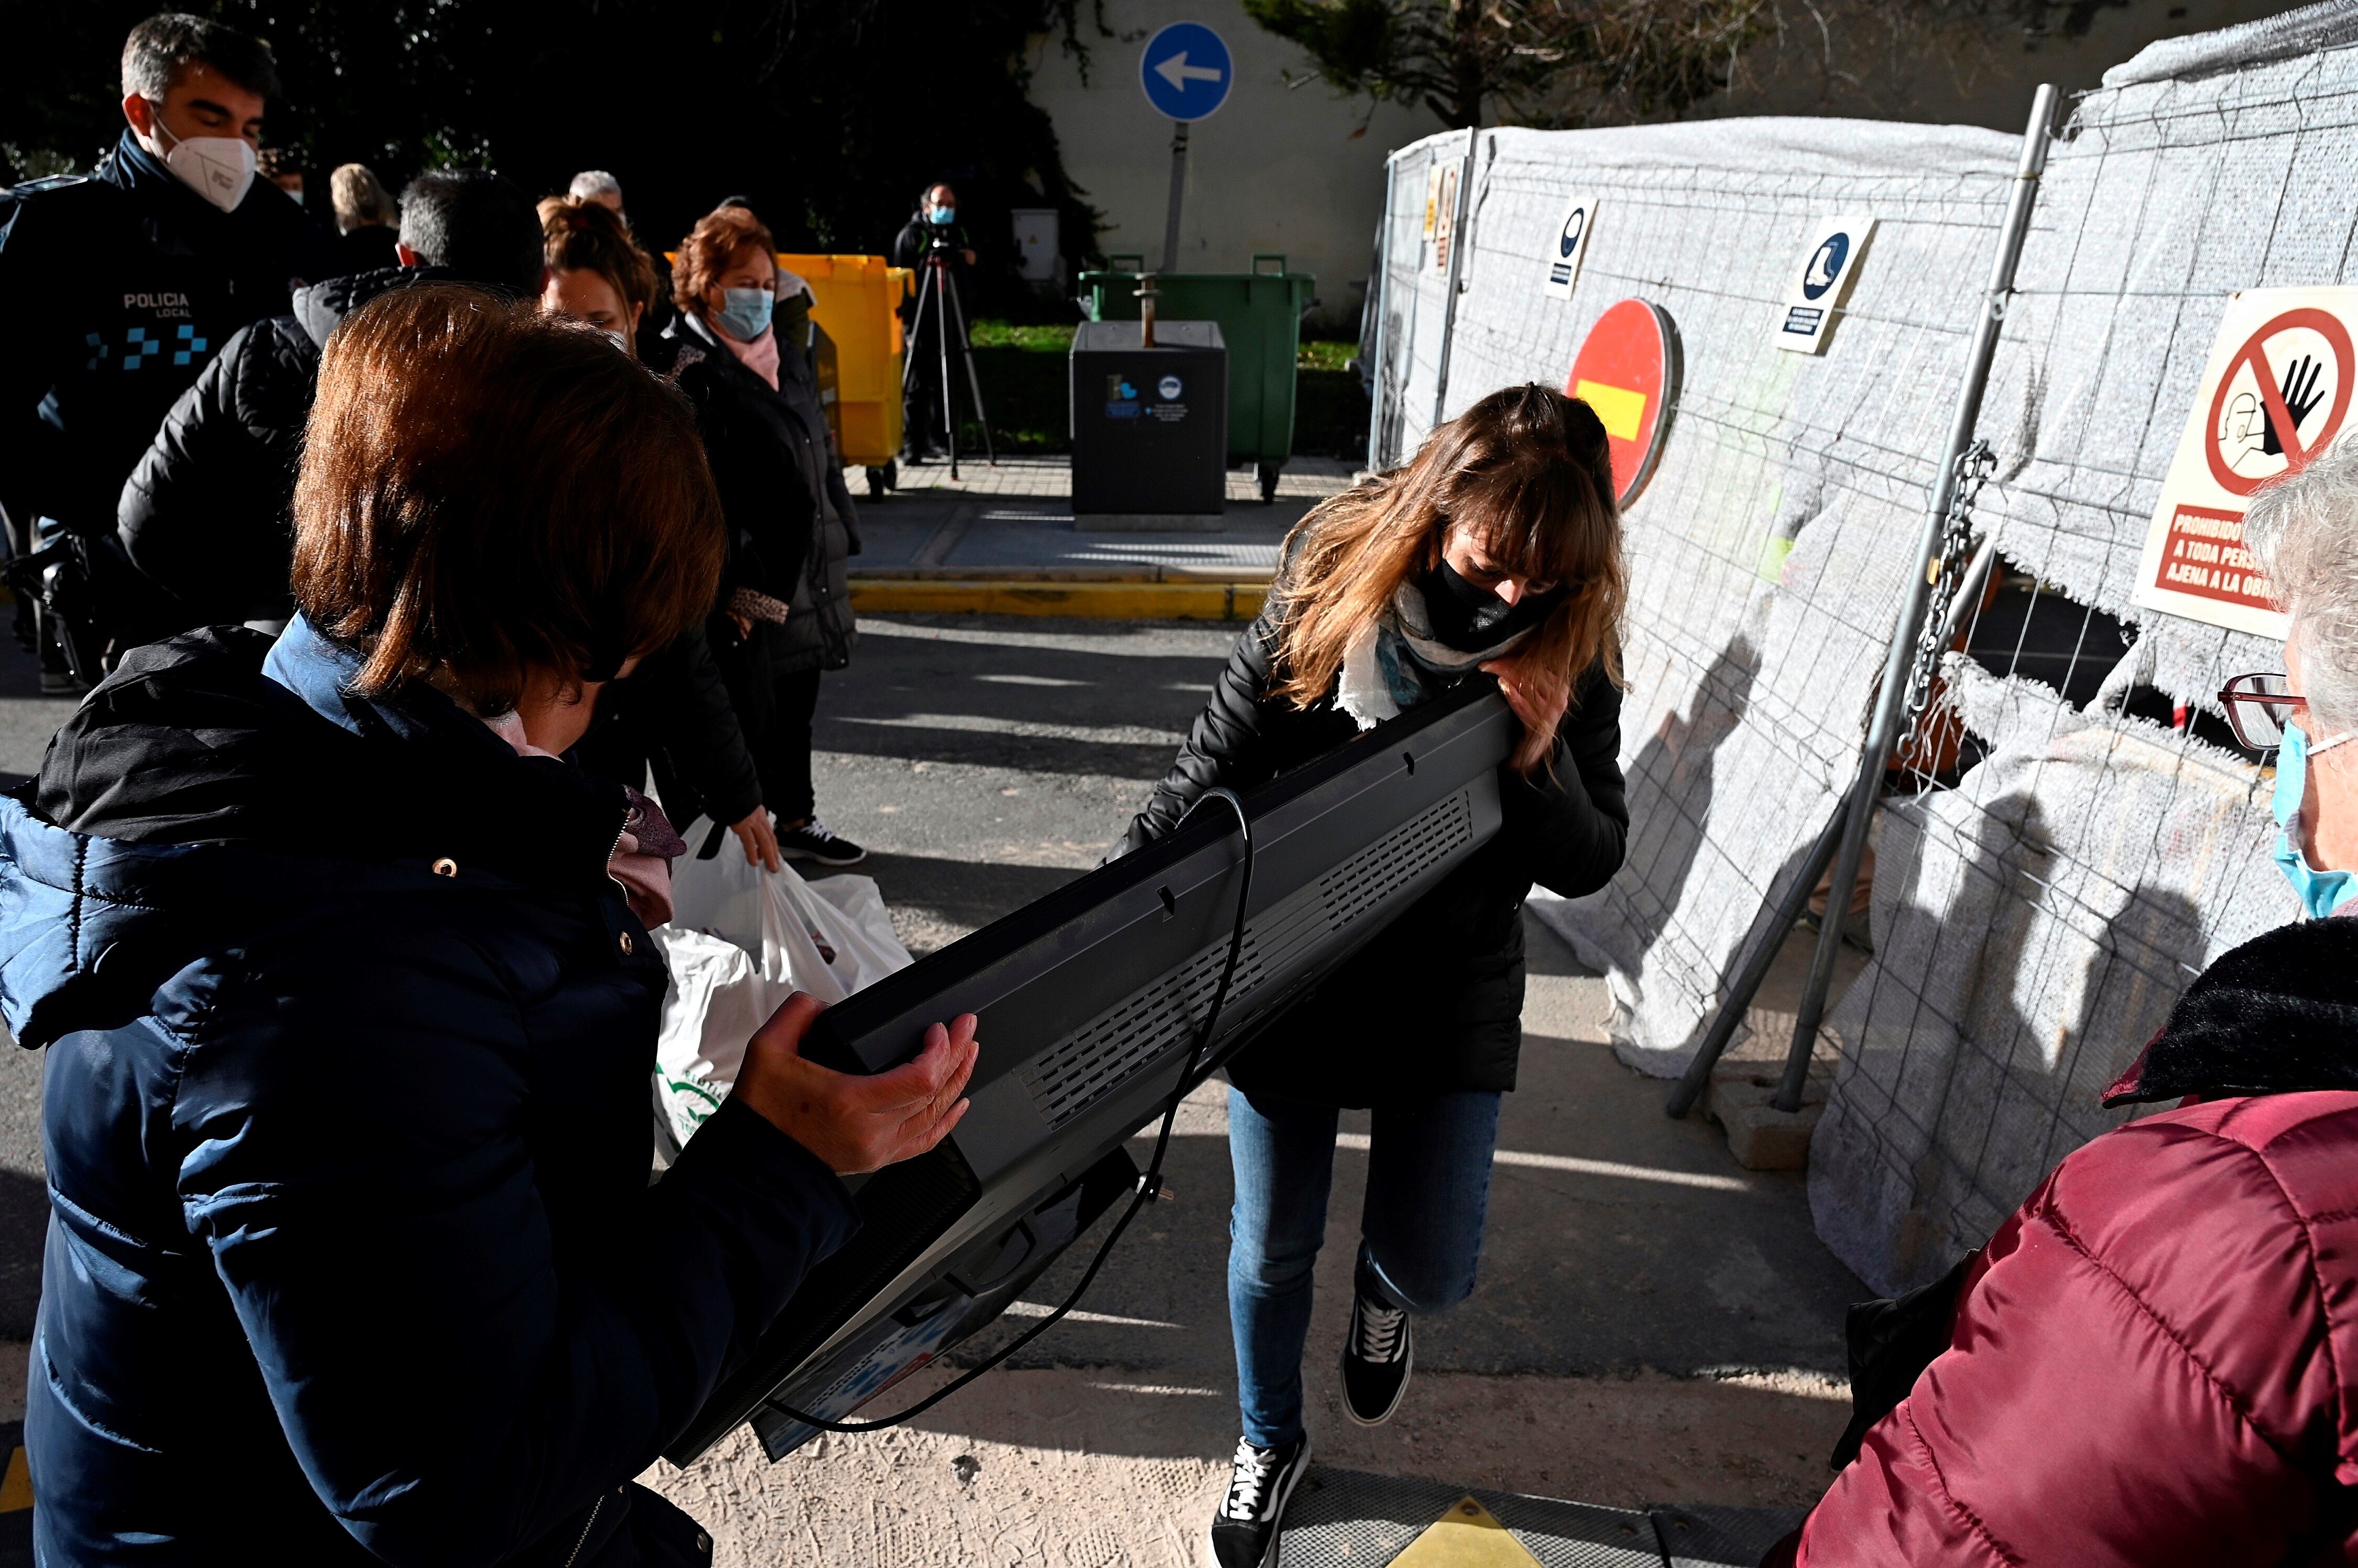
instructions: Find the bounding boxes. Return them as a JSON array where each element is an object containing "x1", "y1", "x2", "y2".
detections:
[{"x1": 903, "y1": 222, "x2": 997, "y2": 479}]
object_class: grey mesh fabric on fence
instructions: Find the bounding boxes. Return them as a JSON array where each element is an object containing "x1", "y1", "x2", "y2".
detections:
[
  {"x1": 1363, "y1": 6, "x2": 2357, "y2": 1296},
  {"x1": 1370, "y1": 118, "x2": 2021, "y2": 1080},
  {"x1": 1813, "y1": 21, "x2": 2358, "y2": 1292}
]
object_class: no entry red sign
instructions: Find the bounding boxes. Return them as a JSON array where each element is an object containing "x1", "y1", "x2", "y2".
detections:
[
  {"x1": 1566, "y1": 299, "x2": 1680, "y2": 508},
  {"x1": 2137, "y1": 288, "x2": 2358, "y2": 637}
]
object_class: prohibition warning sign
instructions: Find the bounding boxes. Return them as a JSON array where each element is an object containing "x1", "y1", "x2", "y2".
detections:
[
  {"x1": 2203, "y1": 308, "x2": 2352, "y2": 495},
  {"x1": 1566, "y1": 298, "x2": 1681, "y2": 508},
  {"x1": 2136, "y1": 287, "x2": 2358, "y2": 637}
]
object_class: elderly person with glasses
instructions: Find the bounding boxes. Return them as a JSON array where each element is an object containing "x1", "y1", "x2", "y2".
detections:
[{"x1": 1770, "y1": 439, "x2": 2358, "y2": 1568}]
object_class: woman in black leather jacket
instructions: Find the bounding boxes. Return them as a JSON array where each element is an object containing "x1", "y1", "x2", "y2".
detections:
[{"x1": 1121, "y1": 384, "x2": 1631, "y2": 1568}]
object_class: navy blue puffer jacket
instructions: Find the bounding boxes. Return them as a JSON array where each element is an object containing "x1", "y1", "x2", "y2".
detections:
[{"x1": 0, "y1": 620, "x2": 858, "y2": 1565}]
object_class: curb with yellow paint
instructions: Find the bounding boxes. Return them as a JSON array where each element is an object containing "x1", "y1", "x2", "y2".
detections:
[{"x1": 849, "y1": 578, "x2": 1269, "y2": 621}]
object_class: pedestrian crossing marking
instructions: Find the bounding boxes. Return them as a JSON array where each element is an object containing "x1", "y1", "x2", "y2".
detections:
[
  {"x1": 1572, "y1": 380, "x2": 1646, "y2": 443},
  {"x1": 1387, "y1": 1495, "x2": 1544, "y2": 1567},
  {"x1": 0, "y1": 1447, "x2": 28, "y2": 1513}
]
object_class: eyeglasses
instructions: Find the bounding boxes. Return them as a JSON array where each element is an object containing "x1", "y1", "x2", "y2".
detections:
[
  {"x1": 2218, "y1": 672, "x2": 2358, "y2": 754},
  {"x1": 2219, "y1": 672, "x2": 2300, "y2": 749}
]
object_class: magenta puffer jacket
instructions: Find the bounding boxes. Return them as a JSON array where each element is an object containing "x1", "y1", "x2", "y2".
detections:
[{"x1": 1787, "y1": 918, "x2": 2358, "y2": 1567}]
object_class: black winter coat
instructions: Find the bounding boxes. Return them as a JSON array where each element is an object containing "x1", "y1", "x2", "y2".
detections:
[
  {"x1": 0, "y1": 131, "x2": 337, "y2": 540},
  {"x1": 574, "y1": 620, "x2": 767, "y2": 834},
  {"x1": 665, "y1": 316, "x2": 856, "y2": 675},
  {"x1": 1120, "y1": 600, "x2": 1629, "y2": 1103},
  {"x1": 118, "y1": 270, "x2": 766, "y2": 830},
  {"x1": 2, "y1": 619, "x2": 856, "y2": 1565},
  {"x1": 326, "y1": 222, "x2": 400, "y2": 279},
  {"x1": 116, "y1": 264, "x2": 439, "y2": 624}
]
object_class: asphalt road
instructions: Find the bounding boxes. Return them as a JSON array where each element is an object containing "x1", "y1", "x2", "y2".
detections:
[{"x1": 0, "y1": 613, "x2": 1862, "y2": 1439}]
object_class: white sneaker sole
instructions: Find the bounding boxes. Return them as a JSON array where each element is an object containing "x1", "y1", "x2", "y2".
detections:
[
  {"x1": 781, "y1": 845, "x2": 867, "y2": 867},
  {"x1": 1341, "y1": 1328, "x2": 1414, "y2": 1427},
  {"x1": 1203, "y1": 1433, "x2": 1313, "y2": 1568}
]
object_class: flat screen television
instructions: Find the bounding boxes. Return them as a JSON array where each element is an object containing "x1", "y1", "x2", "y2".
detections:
[{"x1": 666, "y1": 678, "x2": 1515, "y2": 1464}]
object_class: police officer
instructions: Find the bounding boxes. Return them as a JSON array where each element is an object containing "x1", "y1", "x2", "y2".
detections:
[{"x1": 0, "y1": 13, "x2": 335, "y2": 687}]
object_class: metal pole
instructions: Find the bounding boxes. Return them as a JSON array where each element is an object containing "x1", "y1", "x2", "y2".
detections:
[
  {"x1": 1427, "y1": 127, "x2": 1480, "y2": 432},
  {"x1": 1936, "y1": 531, "x2": 2002, "y2": 652},
  {"x1": 1772, "y1": 83, "x2": 2058, "y2": 1115},
  {"x1": 936, "y1": 260, "x2": 960, "y2": 480},
  {"x1": 902, "y1": 255, "x2": 934, "y2": 396},
  {"x1": 1161, "y1": 121, "x2": 1189, "y2": 274},
  {"x1": 1664, "y1": 811, "x2": 1848, "y2": 1118},
  {"x1": 943, "y1": 265, "x2": 997, "y2": 466},
  {"x1": 1364, "y1": 158, "x2": 1398, "y2": 471}
]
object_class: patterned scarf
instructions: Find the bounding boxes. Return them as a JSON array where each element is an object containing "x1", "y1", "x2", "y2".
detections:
[{"x1": 1334, "y1": 580, "x2": 1536, "y2": 729}]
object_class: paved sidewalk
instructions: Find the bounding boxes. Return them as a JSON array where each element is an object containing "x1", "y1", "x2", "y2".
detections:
[
  {"x1": 845, "y1": 455, "x2": 1354, "y2": 617},
  {"x1": 644, "y1": 904, "x2": 1860, "y2": 1568},
  {"x1": 878, "y1": 453, "x2": 1360, "y2": 504}
]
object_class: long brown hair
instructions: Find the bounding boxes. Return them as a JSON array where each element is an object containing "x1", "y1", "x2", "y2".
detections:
[
  {"x1": 293, "y1": 286, "x2": 725, "y2": 715},
  {"x1": 1274, "y1": 383, "x2": 1626, "y2": 772}
]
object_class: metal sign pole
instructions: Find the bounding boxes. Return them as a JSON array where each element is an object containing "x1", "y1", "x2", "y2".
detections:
[
  {"x1": 1364, "y1": 156, "x2": 1399, "y2": 471},
  {"x1": 1161, "y1": 121, "x2": 1190, "y2": 274},
  {"x1": 1771, "y1": 83, "x2": 2059, "y2": 1115},
  {"x1": 1664, "y1": 813, "x2": 1847, "y2": 1119},
  {"x1": 1428, "y1": 127, "x2": 1480, "y2": 432}
]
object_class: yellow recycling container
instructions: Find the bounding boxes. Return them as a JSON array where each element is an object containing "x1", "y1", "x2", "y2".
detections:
[{"x1": 777, "y1": 253, "x2": 911, "y2": 477}]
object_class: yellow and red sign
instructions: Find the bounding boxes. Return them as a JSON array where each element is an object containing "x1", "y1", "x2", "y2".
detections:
[
  {"x1": 1566, "y1": 298, "x2": 1680, "y2": 508},
  {"x1": 2136, "y1": 287, "x2": 2358, "y2": 637}
]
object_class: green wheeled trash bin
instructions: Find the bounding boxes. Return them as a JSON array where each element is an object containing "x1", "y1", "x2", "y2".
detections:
[{"x1": 1079, "y1": 255, "x2": 1314, "y2": 503}]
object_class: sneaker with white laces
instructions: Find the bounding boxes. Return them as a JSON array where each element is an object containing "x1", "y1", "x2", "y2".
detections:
[
  {"x1": 1207, "y1": 1432, "x2": 1312, "y2": 1568},
  {"x1": 1340, "y1": 1289, "x2": 1413, "y2": 1426},
  {"x1": 776, "y1": 816, "x2": 867, "y2": 867}
]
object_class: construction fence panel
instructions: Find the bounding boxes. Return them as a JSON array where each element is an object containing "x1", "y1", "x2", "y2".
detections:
[
  {"x1": 1811, "y1": 27, "x2": 2356, "y2": 1292},
  {"x1": 1370, "y1": 142, "x2": 1442, "y2": 467},
  {"x1": 1377, "y1": 119, "x2": 2018, "y2": 1084},
  {"x1": 1366, "y1": 5, "x2": 2358, "y2": 1299}
]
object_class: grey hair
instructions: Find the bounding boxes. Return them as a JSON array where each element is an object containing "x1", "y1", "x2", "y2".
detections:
[
  {"x1": 397, "y1": 170, "x2": 544, "y2": 297},
  {"x1": 569, "y1": 170, "x2": 624, "y2": 205},
  {"x1": 329, "y1": 163, "x2": 394, "y2": 232},
  {"x1": 2243, "y1": 434, "x2": 2358, "y2": 739},
  {"x1": 121, "y1": 13, "x2": 281, "y2": 104}
]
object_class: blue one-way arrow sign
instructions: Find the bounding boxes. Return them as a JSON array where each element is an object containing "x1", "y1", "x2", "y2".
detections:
[{"x1": 1140, "y1": 22, "x2": 1232, "y2": 122}]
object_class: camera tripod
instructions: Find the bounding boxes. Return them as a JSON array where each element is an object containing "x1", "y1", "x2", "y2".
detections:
[{"x1": 904, "y1": 236, "x2": 996, "y2": 477}]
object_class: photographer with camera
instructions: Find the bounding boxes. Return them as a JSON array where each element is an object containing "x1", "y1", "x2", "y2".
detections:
[{"x1": 889, "y1": 183, "x2": 976, "y2": 463}]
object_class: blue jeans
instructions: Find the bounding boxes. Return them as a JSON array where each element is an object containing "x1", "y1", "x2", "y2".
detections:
[{"x1": 1226, "y1": 1085, "x2": 1501, "y2": 1448}]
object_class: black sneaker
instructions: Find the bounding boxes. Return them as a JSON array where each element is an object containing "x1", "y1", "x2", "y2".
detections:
[
  {"x1": 777, "y1": 817, "x2": 867, "y2": 868},
  {"x1": 1341, "y1": 1289, "x2": 1413, "y2": 1426},
  {"x1": 1208, "y1": 1433, "x2": 1312, "y2": 1568}
]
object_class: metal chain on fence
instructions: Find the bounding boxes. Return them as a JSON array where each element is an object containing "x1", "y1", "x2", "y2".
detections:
[{"x1": 1898, "y1": 438, "x2": 1996, "y2": 749}]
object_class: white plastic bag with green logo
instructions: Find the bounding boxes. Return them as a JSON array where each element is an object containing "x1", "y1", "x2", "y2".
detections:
[{"x1": 651, "y1": 824, "x2": 913, "y2": 1148}]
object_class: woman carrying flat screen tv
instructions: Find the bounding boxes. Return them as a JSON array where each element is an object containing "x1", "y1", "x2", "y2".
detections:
[{"x1": 1119, "y1": 382, "x2": 1632, "y2": 1568}]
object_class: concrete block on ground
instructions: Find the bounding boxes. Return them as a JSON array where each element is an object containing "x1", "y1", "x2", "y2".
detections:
[{"x1": 1705, "y1": 1065, "x2": 1831, "y2": 1172}]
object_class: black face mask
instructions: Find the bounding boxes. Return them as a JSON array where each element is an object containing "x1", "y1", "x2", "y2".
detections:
[{"x1": 1416, "y1": 558, "x2": 1564, "y2": 652}]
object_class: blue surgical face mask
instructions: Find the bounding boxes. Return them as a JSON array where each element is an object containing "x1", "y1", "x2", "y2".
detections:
[
  {"x1": 712, "y1": 286, "x2": 773, "y2": 342},
  {"x1": 2272, "y1": 719, "x2": 2358, "y2": 918},
  {"x1": 928, "y1": 205, "x2": 955, "y2": 225}
]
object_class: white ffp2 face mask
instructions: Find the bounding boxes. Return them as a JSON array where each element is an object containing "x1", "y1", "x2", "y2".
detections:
[{"x1": 150, "y1": 113, "x2": 257, "y2": 213}]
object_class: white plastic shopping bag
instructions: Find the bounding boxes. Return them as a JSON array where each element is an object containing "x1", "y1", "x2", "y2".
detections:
[{"x1": 652, "y1": 821, "x2": 913, "y2": 1146}]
